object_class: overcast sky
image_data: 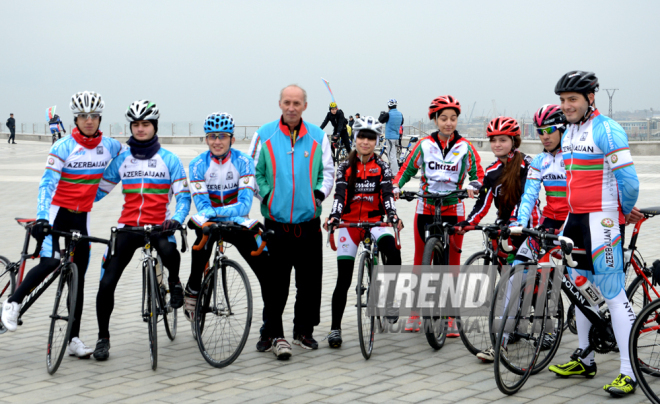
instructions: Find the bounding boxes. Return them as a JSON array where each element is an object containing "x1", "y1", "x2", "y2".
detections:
[{"x1": 1, "y1": 0, "x2": 659, "y2": 127}]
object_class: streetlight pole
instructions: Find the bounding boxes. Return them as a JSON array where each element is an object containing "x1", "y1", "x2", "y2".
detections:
[{"x1": 604, "y1": 88, "x2": 619, "y2": 118}]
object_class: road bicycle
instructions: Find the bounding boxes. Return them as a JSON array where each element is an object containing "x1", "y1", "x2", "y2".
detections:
[
  {"x1": 454, "y1": 222, "x2": 510, "y2": 356},
  {"x1": 190, "y1": 221, "x2": 270, "y2": 368},
  {"x1": 328, "y1": 221, "x2": 400, "y2": 360},
  {"x1": 493, "y1": 226, "x2": 633, "y2": 395},
  {"x1": 109, "y1": 224, "x2": 187, "y2": 370},
  {"x1": 0, "y1": 218, "x2": 108, "y2": 374},
  {"x1": 400, "y1": 189, "x2": 468, "y2": 350}
]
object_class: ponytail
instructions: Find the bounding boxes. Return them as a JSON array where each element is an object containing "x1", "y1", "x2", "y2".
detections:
[{"x1": 496, "y1": 136, "x2": 523, "y2": 219}]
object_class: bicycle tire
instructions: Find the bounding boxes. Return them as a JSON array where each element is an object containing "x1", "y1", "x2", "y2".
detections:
[
  {"x1": 357, "y1": 251, "x2": 375, "y2": 359},
  {"x1": 157, "y1": 257, "x2": 177, "y2": 341},
  {"x1": 459, "y1": 251, "x2": 495, "y2": 355},
  {"x1": 493, "y1": 285, "x2": 544, "y2": 395},
  {"x1": 421, "y1": 237, "x2": 447, "y2": 350},
  {"x1": 195, "y1": 259, "x2": 252, "y2": 368},
  {"x1": 146, "y1": 259, "x2": 158, "y2": 370},
  {"x1": 630, "y1": 297, "x2": 660, "y2": 404},
  {"x1": 46, "y1": 263, "x2": 78, "y2": 375},
  {"x1": 627, "y1": 272, "x2": 657, "y2": 318},
  {"x1": 0, "y1": 256, "x2": 16, "y2": 325}
]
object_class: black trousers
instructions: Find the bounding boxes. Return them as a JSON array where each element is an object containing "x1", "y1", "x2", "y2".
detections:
[
  {"x1": 9, "y1": 209, "x2": 90, "y2": 341},
  {"x1": 8, "y1": 131, "x2": 16, "y2": 143},
  {"x1": 188, "y1": 225, "x2": 272, "y2": 333},
  {"x1": 264, "y1": 217, "x2": 323, "y2": 338},
  {"x1": 96, "y1": 231, "x2": 180, "y2": 339}
]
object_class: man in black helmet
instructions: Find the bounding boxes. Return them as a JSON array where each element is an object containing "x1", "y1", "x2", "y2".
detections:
[
  {"x1": 548, "y1": 70, "x2": 641, "y2": 398},
  {"x1": 321, "y1": 102, "x2": 351, "y2": 160}
]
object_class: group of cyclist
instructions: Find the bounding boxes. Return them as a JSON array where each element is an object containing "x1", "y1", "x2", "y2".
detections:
[
  {"x1": 321, "y1": 70, "x2": 641, "y2": 397},
  {"x1": 0, "y1": 69, "x2": 643, "y2": 398}
]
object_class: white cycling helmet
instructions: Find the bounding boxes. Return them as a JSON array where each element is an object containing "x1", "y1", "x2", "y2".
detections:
[
  {"x1": 387, "y1": 98, "x2": 398, "y2": 108},
  {"x1": 353, "y1": 116, "x2": 383, "y2": 146},
  {"x1": 70, "y1": 91, "x2": 104, "y2": 115},
  {"x1": 126, "y1": 100, "x2": 160, "y2": 122}
]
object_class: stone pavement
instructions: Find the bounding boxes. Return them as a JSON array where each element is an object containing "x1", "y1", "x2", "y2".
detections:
[{"x1": 0, "y1": 140, "x2": 659, "y2": 404}]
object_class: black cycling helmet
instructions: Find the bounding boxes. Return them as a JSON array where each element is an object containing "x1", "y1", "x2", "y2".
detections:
[{"x1": 554, "y1": 71, "x2": 599, "y2": 96}]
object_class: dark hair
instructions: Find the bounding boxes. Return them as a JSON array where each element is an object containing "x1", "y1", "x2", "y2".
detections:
[
  {"x1": 492, "y1": 135, "x2": 523, "y2": 219},
  {"x1": 345, "y1": 150, "x2": 360, "y2": 202}
]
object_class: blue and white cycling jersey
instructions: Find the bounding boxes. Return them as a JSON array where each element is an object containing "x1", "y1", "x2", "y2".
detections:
[{"x1": 188, "y1": 149, "x2": 257, "y2": 228}]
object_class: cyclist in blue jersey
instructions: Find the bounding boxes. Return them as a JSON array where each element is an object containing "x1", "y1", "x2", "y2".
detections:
[
  {"x1": 186, "y1": 112, "x2": 272, "y2": 348},
  {"x1": 49, "y1": 114, "x2": 67, "y2": 142},
  {"x1": 1, "y1": 92, "x2": 122, "y2": 358},
  {"x1": 547, "y1": 71, "x2": 640, "y2": 397},
  {"x1": 379, "y1": 99, "x2": 404, "y2": 174}
]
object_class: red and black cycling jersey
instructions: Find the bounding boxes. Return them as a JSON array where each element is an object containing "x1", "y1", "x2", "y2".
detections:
[
  {"x1": 466, "y1": 152, "x2": 540, "y2": 226},
  {"x1": 330, "y1": 154, "x2": 397, "y2": 223}
]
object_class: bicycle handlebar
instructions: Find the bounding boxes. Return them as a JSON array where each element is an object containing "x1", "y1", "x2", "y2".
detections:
[
  {"x1": 110, "y1": 224, "x2": 188, "y2": 256},
  {"x1": 47, "y1": 228, "x2": 110, "y2": 246},
  {"x1": 400, "y1": 189, "x2": 469, "y2": 202},
  {"x1": 327, "y1": 221, "x2": 399, "y2": 252},
  {"x1": 509, "y1": 227, "x2": 577, "y2": 267},
  {"x1": 194, "y1": 221, "x2": 273, "y2": 256}
]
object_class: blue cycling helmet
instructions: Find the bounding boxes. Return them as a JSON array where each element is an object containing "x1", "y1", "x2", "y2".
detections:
[{"x1": 204, "y1": 112, "x2": 234, "y2": 134}]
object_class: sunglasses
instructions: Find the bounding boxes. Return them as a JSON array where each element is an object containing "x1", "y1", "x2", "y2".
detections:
[
  {"x1": 77, "y1": 113, "x2": 101, "y2": 120},
  {"x1": 536, "y1": 125, "x2": 562, "y2": 136},
  {"x1": 206, "y1": 133, "x2": 232, "y2": 141}
]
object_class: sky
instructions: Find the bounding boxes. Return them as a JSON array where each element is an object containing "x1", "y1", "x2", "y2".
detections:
[{"x1": 1, "y1": 0, "x2": 659, "y2": 128}]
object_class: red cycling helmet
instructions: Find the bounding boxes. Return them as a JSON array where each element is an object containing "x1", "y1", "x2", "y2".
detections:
[
  {"x1": 428, "y1": 95, "x2": 461, "y2": 119},
  {"x1": 487, "y1": 116, "x2": 521, "y2": 137}
]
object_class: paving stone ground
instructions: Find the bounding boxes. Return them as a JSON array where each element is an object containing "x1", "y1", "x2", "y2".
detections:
[{"x1": 1, "y1": 140, "x2": 659, "y2": 403}]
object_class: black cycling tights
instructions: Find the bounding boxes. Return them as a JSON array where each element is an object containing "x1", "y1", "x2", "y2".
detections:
[
  {"x1": 96, "y1": 231, "x2": 180, "y2": 339},
  {"x1": 331, "y1": 235, "x2": 401, "y2": 330}
]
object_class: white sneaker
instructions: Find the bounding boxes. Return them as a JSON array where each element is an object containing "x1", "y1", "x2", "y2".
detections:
[
  {"x1": 183, "y1": 288, "x2": 197, "y2": 323},
  {"x1": 477, "y1": 346, "x2": 495, "y2": 362},
  {"x1": 1, "y1": 300, "x2": 20, "y2": 332},
  {"x1": 66, "y1": 337, "x2": 94, "y2": 358},
  {"x1": 272, "y1": 338, "x2": 292, "y2": 360}
]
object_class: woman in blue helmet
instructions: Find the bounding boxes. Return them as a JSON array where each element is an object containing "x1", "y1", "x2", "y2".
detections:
[{"x1": 185, "y1": 112, "x2": 274, "y2": 350}]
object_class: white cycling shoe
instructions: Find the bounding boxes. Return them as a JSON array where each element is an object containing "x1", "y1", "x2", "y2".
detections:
[
  {"x1": 67, "y1": 337, "x2": 94, "y2": 358},
  {"x1": 1, "y1": 300, "x2": 20, "y2": 332}
]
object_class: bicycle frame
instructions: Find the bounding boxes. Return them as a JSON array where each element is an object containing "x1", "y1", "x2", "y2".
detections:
[{"x1": 19, "y1": 229, "x2": 106, "y2": 320}]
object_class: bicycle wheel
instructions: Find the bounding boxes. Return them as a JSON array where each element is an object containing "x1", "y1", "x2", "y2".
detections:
[
  {"x1": 144, "y1": 260, "x2": 159, "y2": 370},
  {"x1": 156, "y1": 257, "x2": 177, "y2": 341},
  {"x1": 493, "y1": 285, "x2": 544, "y2": 395},
  {"x1": 46, "y1": 263, "x2": 78, "y2": 375},
  {"x1": 357, "y1": 251, "x2": 375, "y2": 359},
  {"x1": 0, "y1": 255, "x2": 15, "y2": 300},
  {"x1": 627, "y1": 274, "x2": 657, "y2": 318},
  {"x1": 630, "y1": 298, "x2": 660, "y2": 404},
  {"x1": 195, "y1": 259, "x2": 252, "y2": 368},
  {"x1": 421, "y1": 237, "x2": 447, "y2": 350},
  {"x1": 459, "y1": 251, "x2": 496, "y2": 355}
]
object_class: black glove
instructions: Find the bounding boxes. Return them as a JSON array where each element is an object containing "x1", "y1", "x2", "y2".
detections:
[
  {"x1": 187, "y1": 219, "x2": 200, "y2": 230},
  {"x1": 314, "y1": 190, "x2": 325, "y2": 209},
  {"x1": 63, "y1": 129, "x2": 66, "y2": 134},
  {"x1": 162, "y1": 220, "x2": 180, "y2": 232},
  {"x1": 457, "y1": 221, "x2": 470, "y2": 228},
  {"x1": 31, "y1": 219, "x2": 50, "y2": 241}
]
